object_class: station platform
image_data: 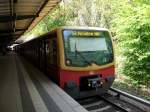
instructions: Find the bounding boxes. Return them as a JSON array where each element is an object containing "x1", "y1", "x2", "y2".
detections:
[{"x1": 0, "y1": 52, "x2": 88, "y2": 112}]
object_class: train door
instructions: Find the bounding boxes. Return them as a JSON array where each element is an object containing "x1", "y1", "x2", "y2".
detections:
[{"x1": 46, "y1": 37, "x2": 59, "y2": 84}]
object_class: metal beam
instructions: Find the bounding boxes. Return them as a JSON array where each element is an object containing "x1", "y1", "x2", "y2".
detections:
[
  {"x1": 0, "y1": 34, "x2": 13, "y2": 37},
  {"x1": 15, "y1": 28, "x2": 26, "y2": 32},
  {"x1": 0, "y1": 15, "x2": 38, "y2": 22},
  {"x1": 0, "y1": 28, "x2": 26, "y2": 33},
  {"x1": 21, "y1": 0, "x2": 49, "y2": 37},
  {"x1": 0, "y1": 34, "x2": 20, "y2": 37},
  {"x1": 9, "y1": 0, "x2": 14, "y2": 31},
  {"x1": 19, "y1": 0, "x2": 61, "y2": 40}
]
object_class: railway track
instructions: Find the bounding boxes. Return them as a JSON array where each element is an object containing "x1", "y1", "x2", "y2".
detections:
[{"x1": 77, "y1": 88, "x2": 150, "y2": 112}]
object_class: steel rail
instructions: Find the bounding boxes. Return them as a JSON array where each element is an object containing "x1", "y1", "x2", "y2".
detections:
[
  {"x1": 110, "y1": 87, "x2": 150, "y2": 107},
  {"x1": 98, "y1": 96, "x2": 129, "y2": 112},
  {"x1": 78, "y1": 95, "x2": 130, "y2": 112},
  {"x1": 78, "y1": 87, "x2": 150, "y2": 112}
]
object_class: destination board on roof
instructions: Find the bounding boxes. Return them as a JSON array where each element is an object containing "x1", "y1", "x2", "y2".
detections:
[{"x1": 72, "y1": 31, "x2": 101, "y2": 37}]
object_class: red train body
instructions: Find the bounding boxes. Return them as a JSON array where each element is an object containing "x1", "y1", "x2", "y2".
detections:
[{"x1": 17, "y1": 27, "x2": 115, "y2": 98}]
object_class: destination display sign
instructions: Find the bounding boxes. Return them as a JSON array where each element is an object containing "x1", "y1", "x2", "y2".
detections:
[{"x1": 71, "y1": 31, "x2": 101, "y2": 37}]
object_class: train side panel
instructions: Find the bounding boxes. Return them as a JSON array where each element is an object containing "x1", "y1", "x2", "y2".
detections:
[{"x1": 45, "y1": 35, "x2": 60, "y2": 84}]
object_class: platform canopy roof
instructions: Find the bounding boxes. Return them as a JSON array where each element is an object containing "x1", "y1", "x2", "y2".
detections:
[{"x1": 0, "y1": 0, "x2": 61, "y2": 44}]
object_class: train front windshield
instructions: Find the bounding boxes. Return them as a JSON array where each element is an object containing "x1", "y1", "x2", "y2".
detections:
[{"x1": 62, "y1": 29, "x2": 114, "y2": 67}]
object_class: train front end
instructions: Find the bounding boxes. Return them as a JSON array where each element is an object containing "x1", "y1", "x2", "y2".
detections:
[{"x1": 58, "y1": 27, "x2": 115, "y2": 98}]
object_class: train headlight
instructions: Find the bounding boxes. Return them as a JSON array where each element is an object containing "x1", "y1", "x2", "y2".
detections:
[
  {"x1": 88, "y1": 83, "x2": 91, "y2": 87},
  {"x1": 66, "y1": 59, "x2": 71, "y2": 65}
]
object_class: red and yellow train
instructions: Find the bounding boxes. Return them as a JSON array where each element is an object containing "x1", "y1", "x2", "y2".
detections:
[{"x1": 17, "y1": 26, "x2": 115, "y2": 98}]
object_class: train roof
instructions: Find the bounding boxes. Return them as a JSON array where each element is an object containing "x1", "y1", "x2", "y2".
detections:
[
  {"x1": 58, "y1": 26, "x2": 109, "y2": 31},
  {"x1": 19, "y1": 26, "x2": 109, "y2": 45}
]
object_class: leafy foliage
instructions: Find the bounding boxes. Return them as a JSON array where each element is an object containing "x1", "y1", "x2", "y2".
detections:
[{"x1": 113, "y1": 2, "x2": 150, "y2": 87}]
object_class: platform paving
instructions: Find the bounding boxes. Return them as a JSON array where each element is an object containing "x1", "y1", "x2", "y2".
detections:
[{"x1": 0, "y1": 53, "x2": 88, "y2": 112}]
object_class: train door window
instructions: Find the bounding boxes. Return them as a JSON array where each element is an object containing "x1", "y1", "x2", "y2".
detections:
[
  {"x1": 49, "y1": 39, "x2": 53, "y2": 65},
  {"x1": 46, "y1": 39, "x2": 50, "y2": 64},
  {"x1": 52, "y1": 39, "x2": 57, "y2": 65},
  {"x1": 48, "y1": 38, "x2": 57, "y2": 66}
]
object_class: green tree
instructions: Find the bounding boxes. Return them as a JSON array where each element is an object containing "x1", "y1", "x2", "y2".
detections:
[{"x1": 113, "y1": 1, "x2": 150, "y2": 86}]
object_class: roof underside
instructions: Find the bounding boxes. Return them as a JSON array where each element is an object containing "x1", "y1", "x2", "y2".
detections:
[{"x1": 0, "y1": 0, "x2": 61, "y2": 44}]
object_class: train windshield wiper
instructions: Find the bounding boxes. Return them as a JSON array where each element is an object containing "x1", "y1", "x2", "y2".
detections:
[{"x1": 74, "y1": 43, "x2": 91, "y2": 65}]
